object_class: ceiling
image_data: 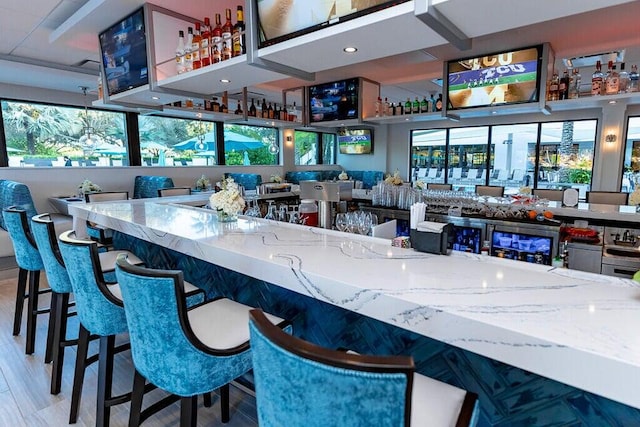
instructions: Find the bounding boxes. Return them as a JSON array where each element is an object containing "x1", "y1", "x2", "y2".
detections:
[{"x1": 1, "y1": 0, "x2": 640, "y2": 104}]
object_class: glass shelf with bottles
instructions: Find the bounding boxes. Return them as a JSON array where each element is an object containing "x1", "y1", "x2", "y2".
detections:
[{"x1": 366, "y1": 94, "x2": 445, "y2": 124}]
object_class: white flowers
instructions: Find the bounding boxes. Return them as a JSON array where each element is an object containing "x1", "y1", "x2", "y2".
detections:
[
  {"x1": 384, "y1": 170, "x2": 403, "y2": 186},
  {"x1": 270, "y1": 174, "x2": 282, "y2": 183},
  {"x1": 415, "y1": 180, "x2": 426, "y2": 190},
  {"x1": 629, "y1": 188, "x2": 640, "y2": 206},
  {"x1": 195, "y1": 174, "x2": 210, "y2": 190},
  {"x1": 338, "y1": 171, "x2": 348, "y2": 180},
  {"x1": 209, "y1": 177, "x2": 245, "y2": 216},
  {"x1": 78, "y1": 179, "x2": 101, "y2": 194},
  {"x1": 519, "y1": 186, "x2": 532, "y2": 195}
]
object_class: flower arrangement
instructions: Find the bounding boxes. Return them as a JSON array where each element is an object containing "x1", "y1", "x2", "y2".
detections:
[
  {"x1": 78, "y1": 179, "x2": 101, "y2": 195},
  {"x1": 519, "y1": 186, "x2": 532, "y2": 195},
  {"x1": 384, "y1": 170, "x2": 403, "y2": 186},
  {"x1": 629, "y1": 188, "x2": 640, "y2": 206},
  {"x1": 209, "y1": 177, "x2": 245, "y2": 216},
  {"x1": 338, "y1": 171, "x2": 349, "y2": 180},
  {"x1": 415, "y1": 180, "x2": 427, "y2": 190},
  {"x1": 270, "y1": 174, "x2": 283, "y2": 183},
  {"x1": 195, "y1": 174, "x2": 211, "y2": 190}
]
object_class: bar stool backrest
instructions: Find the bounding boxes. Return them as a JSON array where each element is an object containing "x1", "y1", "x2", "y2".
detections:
[
  {"x1": 2, "y1": 207, "x2": 43, "y2": 271},
  {"x1": 586, "y1": 191, "x2": 629, "y2": 205},
  {"x1": 31, "y1": 213, "x2": 72, "y2": 294}
]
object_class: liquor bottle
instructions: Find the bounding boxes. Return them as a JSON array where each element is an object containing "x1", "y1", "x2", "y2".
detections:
[
  {"x1": 618, "y1": 63, "x2": 630, "y2": 93},
  {"x1": 221, "y1": 41, "x2": 232, "y2": 61},
  {"x1": 191, "y1": 23, "x2": 202, "y2": 70},
  {"x1": 420, "y1": 96, "x2": 429, "y2": 113},
  {"x1": 184, "y1": 27, "x2": 194, "y2": 72},
  {"x1": 398, "y1": 101, "x2": 404, "y2": 115},
  {"x1": 249, "y1": 98, "x2": 257, "y2": 117},
  {"x1": 211, "y1": 45, "x2": 221, "y2": 64},
  {"x1": 383, "y1": 97, "x2": 390, "y2": 116},
  {"x1": 212, "y1": 97, "x2": 220, "y2": 112},
  {"x1": 200, "y1": 17, "x2": 211, "y2": 67},
  {"x1": 261, "y1": 98, "x2": 268, "y2": 118},
  {"x1": 568, "y1": 68, "x2": 581, "y2": 99},
  {"x1": 232, "y1": 6, "x2": 245, "y2": 57},
  {"x1": 630, "y1": 65, "x2": 639, "y2": 92},
  {"x1": 412, "y1": 97, "x2": 419, "y2": 114},
  {"x1": 548, "y1": 72, "x2": 559, "y2": 101},
  {"x1": 430, "y1": 93, "x2": 436, "y2": 112},
  {"x1": 212, "y1": 14, "x2": 222, "y2": 56},
  {"x1": 604, "y1": 61, "x2": 619, "y2": 95},
  {"x1": 559, "y1": 69, "x2": 570, "y2": 100},
  {"x1": 273, "y1": 104, "x2": 279, "y2": 119},
  {"x1": 221, "y1": 92, "x2": 228, "y2": 113},
  {"x1": 435, "y1": 94, "x2": 443, "y2": 111},
  {"x1": 234, "y1": 100, "x2": 243, "y2": 115},
  {"x1": 267, "y1": 102, "x2": 274, "y2": 119},
  {"x1": 375, "y1": 97, "x2": 381, "y2": 117},
  {"x1": 591, "y1": 60, "x2": 604, "y2": 96},
  {"x1": 404, "y1": 98, "x2": 412, "y2": 114},
  {"x1": 222, "y1": 8, "x2": 233, "y2": 55},
  {"x1": 175, "y1": 30, "x2": 186, "y2": 74}
]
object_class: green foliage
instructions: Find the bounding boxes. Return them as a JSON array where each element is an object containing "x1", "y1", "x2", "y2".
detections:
[{"x1": 569, "y1": 168, "x2": 591, "y2": 184}]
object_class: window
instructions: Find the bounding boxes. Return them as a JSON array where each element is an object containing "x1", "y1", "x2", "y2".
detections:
[
  {"x1": 489, "y1": 124, "x2": 536, "y2": 191},
  {"x1": 448, "y1": 126, "x2": 489, "y2": 191},
  {"x1": 223, "y1": 124, "x2": 279, "y2": 166},
  {"x1": 294, "y1": 130, "x2": 337, "y2": 165},
  {"x1": 1, "y1": 100, "x2": 127, "y2": 167},
  {"x1": 623, "y1": 116, "x2": 640, "y2": 193},
  {"x1": 411, "y1": 129, "x2": 447, "y2": 183},
  {"x1": 137, "y1": 115, "x2": 215, "y2": 166}
]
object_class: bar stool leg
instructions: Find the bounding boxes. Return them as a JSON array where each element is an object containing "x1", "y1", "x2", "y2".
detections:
[
  {"x1": 128, "y1": 370, "x2": 146, "y2": 427},
  {"x1": 45, "y1": 291, "x2": 59, "y2": 364},
  {"x1": 25, "y1": 270, "x2": 41, "y2": 355},
  {"x1": 180, "y1": 396, "x2": 197, "y2": 427},
  {"x1": 50, "y1": 292, "x2": 70, "y2": 394},
  {"x1": 69, "y1": 325, "x2": 90, "y2": 424},
  {"x1": 220, "y1": 383, "x2": 230, "y2": 423},
  {"x1": 13, "y1": 268, "x2": 28, "y2": 336},
  {"x1": 96, "y1": 335, "x2": 115, "y2": 427}
]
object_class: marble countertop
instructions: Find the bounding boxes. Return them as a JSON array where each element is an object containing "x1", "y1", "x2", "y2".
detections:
[{"x1": 69, "y1": 195, "x2": 640, "y2": 409}]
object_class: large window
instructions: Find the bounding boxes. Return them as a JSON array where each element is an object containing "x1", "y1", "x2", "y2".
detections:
[
  {"x1": 623, "y1": 116, "x2": 640, "y2": 193},
  {"x1": 138, "y1": 115, "x2": 215, "y2": 166},
  {"x1": 449, "y1": 126, "x2": 489, "y2": 191},
  {"x1": 411, "y1": 129, "x2": 447, "y2": 184},
  {"x1": 2, "y1": 100, "x2": 127, "y2": 167},
  {"x1": 223, "y1": 124, "x2": 279, "y2": 166},
  {"x1": 294, "y1": 130, "x2": 337, "y2": 165}
]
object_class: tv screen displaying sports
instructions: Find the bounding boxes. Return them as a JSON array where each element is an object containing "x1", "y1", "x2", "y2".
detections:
[
  {"x1": 338, "y1": 128, "x2": 373, "y2": 154},
  {"x1": 446, "y1": 45, "x2": 543, "y2": 110},
  {"x1": 99, "y1": 8, "x2": 149, "y2": 97},
  {"x1": 255, "y1": 0, "x2": 410, "y2": 48},
  {"x1": 309, "y1": 78, "x2": 359, "y2": 123}
]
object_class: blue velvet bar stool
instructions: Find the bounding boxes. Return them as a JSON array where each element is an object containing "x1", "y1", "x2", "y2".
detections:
[
  {"x1": 2, "y1": 206, "x2": 48, "y2": 356},
  {"x1": 115, "y1": 254, "x2": 290, "y2": 427},
  {"x1": 30, "y1": 213, "x2": 144, "y2": 397},
  {"x1": 249, "y1": 309, "x2": 480, "y2": 427},
  {"x1": 58, "y1": 230, "x2": 205, "y2": 426}
]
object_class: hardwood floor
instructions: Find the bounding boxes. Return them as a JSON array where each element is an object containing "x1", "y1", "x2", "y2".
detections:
[{"x1": 0, "y1": 268, "x2": 259, "y2": 426}]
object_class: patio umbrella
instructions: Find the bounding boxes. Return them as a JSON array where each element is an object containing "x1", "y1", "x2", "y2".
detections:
[
  {"x1": 141, "y1": 141, "x2": 168, "y2": 151},
  {"x1": 174, "y1": 130, "x2": 264, "y2": 151},
  {"x1": 94, "y1": 142, "x2": 127, "y2": 155},
  {"x1": 243, "y1": 151, "x2": 251, "y2": 165}
]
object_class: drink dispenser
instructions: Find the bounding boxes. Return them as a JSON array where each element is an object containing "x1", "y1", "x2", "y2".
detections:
[
  {"x1": 299, "y1": 199, "x2": 318, "y2": 226},
  {"x1": 299, "y1": 181, "x2": 341, "y2": 229}
]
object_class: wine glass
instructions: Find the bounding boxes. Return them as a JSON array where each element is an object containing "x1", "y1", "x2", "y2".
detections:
[
  {"x1": 264, "y1": 201, "x2": 277, "y2": 220},
  {"x1": 346, "y1": 212, "x2": 359, "y2": 233},
  {"x1": 357, "y1": 212, "x2": 373, "y2": 235},
  {"x1": 335, "y1": 213, "x2": 348, "y2": 232}
]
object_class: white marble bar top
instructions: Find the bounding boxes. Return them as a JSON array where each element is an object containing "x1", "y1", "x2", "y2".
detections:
[{"x1": 69, "y1": 196, "x2": 640, "y2": 409}]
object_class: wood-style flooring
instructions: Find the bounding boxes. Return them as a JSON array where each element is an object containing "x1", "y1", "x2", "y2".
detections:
[{"x1": 0, "y1": 268, "x2": 259, "y2": 426}]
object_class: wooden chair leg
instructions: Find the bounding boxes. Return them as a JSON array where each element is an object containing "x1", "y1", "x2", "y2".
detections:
[
  {"x1": 180, "y1": 396, "x2": 197, "y2": 427},
  {"x1": 50, "y1": 292, "x2": 69, "y2": 395},
  {"x1": 220, "y1": 383, "x2": 230, "y2": 423},
  {"x1": 45, "y1": 291, "x2": 59, "y2": 364},
  {"x1": 13, "y1": 268, "x2": 28, "y2": 336},
  {"x1": 25, "y1": 270, "x2": 41, "y2": 355},
  {"x1": 96, "y1": 335, "x2": 116, "y2": 427},
  {"x1": 69, "y1": 325, "x2": 91, "y2": 424},
  {"x1": 128, "y1": 370, "x2": 146, "y2": 427}
]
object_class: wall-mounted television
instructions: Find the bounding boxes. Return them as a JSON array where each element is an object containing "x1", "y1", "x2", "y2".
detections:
[
  {"x1": 338, "y1": 128, "x2": 373, "y2": 154},
  {"x1": 255, "y1": 0, "x2": 410, "y2": 48},
  {"x1": 99, "y1": 7, "x2": 149, "y2": 97},
  {"x1": 309, "y1": 78, "x2": 359, "y2": 123},
  {"x1": 445, "y1": 45, "x2": 544, "y2": 111}
]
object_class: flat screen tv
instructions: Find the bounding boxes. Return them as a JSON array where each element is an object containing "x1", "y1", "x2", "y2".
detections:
[
  {"x1": 445, "y1": 45, "x2": 544, "y2": 111},
  {"x1": 338, "y1": 128, "x2": 373, "y2": 154},
  {"x1": 99, "y1": 7, "x2": 149, "y2": 97},
  {"x1": 309, "y1": 78, "x2": 359, "y2": 123},
  {"x1": 255, "y1": 0, "x2": 410, "y2": 48}
]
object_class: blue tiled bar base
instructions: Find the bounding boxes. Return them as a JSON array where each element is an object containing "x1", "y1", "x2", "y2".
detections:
[{"x1": 114, "y1": 232, "x2": 640, "y2": 426}]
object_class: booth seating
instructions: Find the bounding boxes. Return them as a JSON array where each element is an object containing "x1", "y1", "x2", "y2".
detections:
[
  {"x1": 284, "y1": 170, "x2": 384, "y2": 189},
  {"x1": 224, "y1": 173, "x2": 262, "y2": 191},
  {"x1": 114, "y1": 255, "x2": 289, "y2": 426},
  {"x1": 133, "y1": 176, "x2": 174, "y2": 199},
  {"x1": 248, "y1": 309, "x2": 479, "y2": 427}
]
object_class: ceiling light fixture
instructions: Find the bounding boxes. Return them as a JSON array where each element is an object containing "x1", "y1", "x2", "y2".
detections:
[
  {"x1": 343, "y1": 47, "x2": 357, "y2": 53},
  {"x1": 79, "y1": 86, "x2": 101, "y2": 151},
  {"x1": 220, "y1": 79, "x2": 231, "y2": 83},
  {"x1": 268, "y1": 141, "x2": 280, "y2": 155}
]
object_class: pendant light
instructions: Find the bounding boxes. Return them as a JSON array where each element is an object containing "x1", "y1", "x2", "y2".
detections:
[{"x1": 79, "y1": 86, "x2": 101, "y2": 150}]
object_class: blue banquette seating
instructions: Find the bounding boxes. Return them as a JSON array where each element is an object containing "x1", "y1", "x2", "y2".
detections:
[
  {"x1": 224, "y1": 173, "x2": 263, "y2": 191},
  {"x1": 284, "y1": 170, "x2": 384, "y2": 189},
  {"x1": 133, "y1": 176, "x2": 175, "y2": 199}
]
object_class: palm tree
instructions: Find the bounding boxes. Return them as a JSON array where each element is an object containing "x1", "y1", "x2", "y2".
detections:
[{"x1": 558, "y1": 121, "x2": 574, "y2": 182}]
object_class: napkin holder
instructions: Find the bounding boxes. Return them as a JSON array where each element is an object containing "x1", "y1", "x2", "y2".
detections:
[{"x1": 410, "y1": 223, "x2": 453, "y2": 255}]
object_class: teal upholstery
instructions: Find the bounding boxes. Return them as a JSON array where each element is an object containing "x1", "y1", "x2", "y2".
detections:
[
  {"x1": 0, "y1": 180, "x2": 38, "y2": 231},
  {"x1": 249, "y1": 309, "x2": 410, "y2": 426},
  {"x1": 284, "y1": 171, "x2": 323, "y2": 184},
  {"x1": 133, "y1": 176, "x2": 175, "y2": 199},
  {"x1": 321, "y1": 170, "x2": 341, "y2": 181},
  {"x1": 357, "y1": 170, "x2": 385, "y2": 189},
  {"x1": 282, "y1": 170, "x2": 383, "y2": 189},
  {"x1": 2, "y1": 208, "x2": 43, "y2": 271},
  {"x1": 224, "y1": 173, "x2": 262, "y2": 191},
  {"x1": 31, "y1": 214, "x2": 72, "y2": 294}
]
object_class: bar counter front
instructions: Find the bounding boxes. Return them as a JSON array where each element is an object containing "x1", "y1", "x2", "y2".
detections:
[{"x1": 69, "y1": 195, "x2": 640, "y2": 425}]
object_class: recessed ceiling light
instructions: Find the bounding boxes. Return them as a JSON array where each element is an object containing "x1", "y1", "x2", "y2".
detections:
[
  {"x1": 609, "y1": 100, "x2": 617, "y2": 104},
  {"x1": 151, "y1": 96, "x2": 159, "y2": 100},
  {"x1": 220, "y1": 79, "x2": 231, "y2": 83},
  {"x1": 343, "y1": 47, "x2": 357, "y2": 53}
]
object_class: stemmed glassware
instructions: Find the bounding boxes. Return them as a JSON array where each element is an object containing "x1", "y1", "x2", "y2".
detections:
[
  {"x1": 244, "y1": 196, "x2": 262, "y2": 217},
  {"x1": 264, "y1": 201, "x2": 277, "y2": 220},
  {"x1": 335, "y1": 213, "x2": 348, "y2": 232}
]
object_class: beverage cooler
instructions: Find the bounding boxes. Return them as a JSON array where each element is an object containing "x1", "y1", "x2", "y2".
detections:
[
  {"x1": 487, "y1": 222, "x2": 560, "y2": 265},
  {"x1": 446, "y1": 218, "x2": 487, "y2": 254}
]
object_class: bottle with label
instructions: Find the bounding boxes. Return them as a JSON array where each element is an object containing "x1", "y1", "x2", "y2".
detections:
[
  {"x1": 435, "y1": 94, "x2": 443, "y2": 111},
  {"x1": 234, "y1": 100, "x2": 243, "y2": 115},
  {"x1": 430, "y1": 93, "x2": 437, "y2": 112},
  {"x1": 184, "y1": 27, "x2": 194, "y2": 72},
  {"x1": 212, "y1": 14, "x2": 222, "y2": 57},
  {"x1": 375, "y1": 97, "x2": 381, "y2": 117},
  {"x1": 420, "y1": 96, "x2": 429, "y2": 113},
  {"x1": 191, "y1": 23, "x2": 202, "y2": 70},
  {"x1": 232, "y1": 6, "x2": 245, "y2": 57},
  {"x1": 383, "y1": 97, "x2": 390, "y2": 116},
  {"x1": 568, "y1": 68, "x2": 581, "y2": 99},
  {"x1": 211, "y1": 44, "x2": 221, "y2": 64},
  {"x1": 404, "y1": 98, "x2": 412, "y2": 114},
  {"x1": 630, "y1": 64, "x2": 639, "y2": 92},
  {"x1": 412, "y1": 97, "x2": 420, "y2": 114},
  {"x1": 548, "y1": 72, "x2": 559, "y2": 101},
  {"x1": 618, "y1": 63, "x2": 630, "y2": 93},
  {"x1": 397, "y1": 101, "x2": 404, "y2": 115},
  {"x1": 559, "y1": 69, "x2": 570, "y2": 100},
  {"x1": 221, "y1": 8, "x2": 233, "y2": 59},
  {"x1": 211, "y1": 97, "x2": 220, "y2": 112},
  {"x1": 591, "y1": 60, "x2": 604, "y2": 96},
  {"x1": 261, "y1": 98, "x2": 268, "y2": 118},
  {"x1": 249, "y1": 98, "x2": 257, "y2": 117},
  {"x1": 221, "y1": 41, "x2": 232, "y2": 61},
  {"x1": 175, "y1": 30, "x2": 186, "y2": 74},
  {"x1": 200, "y1": 17, "x2": 211, "y2": 67},
  {"x1": 221, "y1": 92, "x2": 228, "y2": 113},
  {"x1": 605, "y1": 61, "x2": 619, "y2": 95},
  {"x1": 267, "y1": 102, "x2": 274, "y2": 119}
]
